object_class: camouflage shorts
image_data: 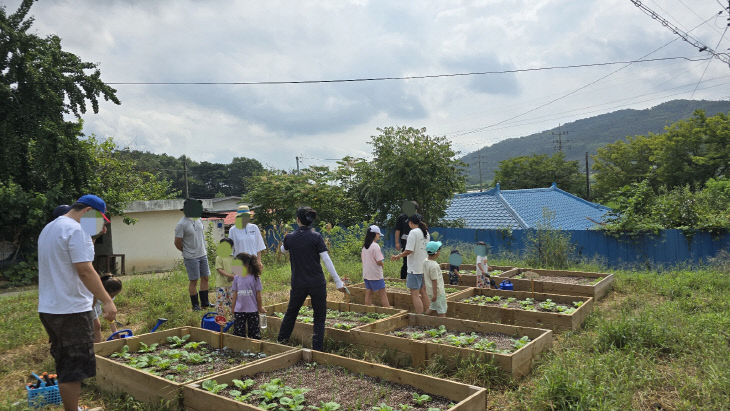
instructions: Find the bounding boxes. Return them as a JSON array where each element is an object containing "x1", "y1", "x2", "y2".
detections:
[{"x1": 39, "y1": 311, "x2": 96, "y2": 383}]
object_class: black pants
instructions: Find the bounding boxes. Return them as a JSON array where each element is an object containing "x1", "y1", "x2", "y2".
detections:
[
  {"x1": 277, "y1": 286, "x2": 327, "y2": 351},
  {"x1": 233, "y1": 312, "x2": 260, "y2": 339},
  {"x1": 400, "y1": 239, "x2": 408, "y2": 279}
]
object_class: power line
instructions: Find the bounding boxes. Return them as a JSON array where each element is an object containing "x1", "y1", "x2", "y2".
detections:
[
  {"x1": 447, "y1": 11, "x2": 722, "y2": 139},
  {"x1": 628, "y1": 1, "x2": 729, "y2": 66},
  {"x1": 102, "y1": 56, "x2": 708, "y2": 86},
  {"x1": 691, "y1": 25, "x2": 729, "y2": 98}
]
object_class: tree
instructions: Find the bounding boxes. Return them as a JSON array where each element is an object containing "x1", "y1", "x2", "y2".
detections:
[
  {"x1": 359, "y1": 127, "x2": 465, "y2": 226},
  {"x1": 0, "y1": 0, "x2": 119, "y2": 253},
  {"x1": 492, "y1": 152, "x2": 585, "y2": 195},
  {"x1": 245, "y1": 167, "x2": 366, "y2": 228},
  {"x1": 592, "y1": 110, "x2": 730, "y2": 199}
]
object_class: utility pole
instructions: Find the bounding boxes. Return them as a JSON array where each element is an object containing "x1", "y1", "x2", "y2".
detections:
[
  {"x1": 183, "y1": 155, "x2": 189, "y2": 199},
  {"x1": 585, "y1": 152, "x2": 591, "y2": 201},
  {"x1": 478, "y1": 152, "x2": 483, "y2": 192},
  {"x1": 295, "y1": 156, "x2": 300, "y2": 174},
  {"x1": 552, "y1": 124, "x2": 570, "y2": 152}
]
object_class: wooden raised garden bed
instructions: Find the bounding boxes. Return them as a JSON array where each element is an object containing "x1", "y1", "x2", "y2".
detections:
[
  {"x1": 352, "y1": 313, "x2": 552, "y2": 378},
  {"x1": 93, "y1": 327, "x2": 296, "y2": 405},
  {"x1": 447, "y1": 289, "x2": 593, "y2": 331},
  {"x1": 494, "y1": 268, "x2": 615, "y2": 299},
  {"x1": 439, "y1": 264, "x2": 516, "y2": 287},
  {"x1": 347, "y1": 278, "x2": 472, "y2": 309},
  {"x1": 183, "y1": 349, "x2": 487, "y2": 411},
  {"x1": 262, "y1": 300, "x2": 405, "y2": 348}
]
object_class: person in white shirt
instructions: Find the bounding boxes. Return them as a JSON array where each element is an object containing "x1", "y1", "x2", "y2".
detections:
[
  {"x1": 228, "y1": 205, "x2": 266, "y2": 262},
  {"x1": 391, "y1": 213, "x2": 431, "y2": 314},
  {"x1": 37, "y1": 194, "x2": 117, "y2": 411}
]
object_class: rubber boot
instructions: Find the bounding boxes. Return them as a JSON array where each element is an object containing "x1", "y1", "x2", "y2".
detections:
[
  {"x1": 190, "y1": 294, "x2": 201, "y2": 311},
  {"x1": 199, "y1": 290, "x2": 214, "y2": 308}
]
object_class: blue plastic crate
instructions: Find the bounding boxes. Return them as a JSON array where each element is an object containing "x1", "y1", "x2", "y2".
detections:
[{"x1": 26, "y1": 383, "x2": 61, "y2": 408}]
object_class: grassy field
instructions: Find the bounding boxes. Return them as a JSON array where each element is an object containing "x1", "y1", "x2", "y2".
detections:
[{"x1": 1, "y1": 250, "x2": 728, "y2": 410}]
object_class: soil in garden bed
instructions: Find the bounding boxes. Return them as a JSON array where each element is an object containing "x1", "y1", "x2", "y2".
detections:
[
  {"x1": 107, "y1": 334, "x2": 268, "y2": 383},
  {"x1": 389, "y1": 325, "x2": 530, "y2": 353},
  {"x1": 459, "y1": 295, "x2": 585, "y2": 314},
  {"x1": 384, "y1": 279, "x2": 461, "y2": 294},
  {"x1": 272, "y1": 306, "x2": 391, "y2": 330},
  {"x1": 441, "y1": 269, "x2": 504, "y2": 276},
  {"x1": 511, "y1": 271, "x2": 603, "y2": 285},
  {"x1": 210, "y1": 361, "x2": 453, "y2": 410}
]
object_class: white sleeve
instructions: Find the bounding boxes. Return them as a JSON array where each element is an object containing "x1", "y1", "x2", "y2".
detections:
[{"x1": 319, "y1": 251, "x2": 344, "y2": 289}]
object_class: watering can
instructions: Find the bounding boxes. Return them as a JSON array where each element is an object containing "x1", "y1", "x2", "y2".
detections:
[
  {"x1": 499, "y1": 279, "x2": 514, "y2": 291},
  {"x1": 105, "y1": 318, "x2": 168, "y2": 341},
  {"x1": 201, "y1": 312, "x2": 234, "y2": 332}
]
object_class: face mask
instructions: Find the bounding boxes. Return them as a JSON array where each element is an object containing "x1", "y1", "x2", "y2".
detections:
[{"x1": 235, "y1": 214, "x2": 250, "y2": 229}]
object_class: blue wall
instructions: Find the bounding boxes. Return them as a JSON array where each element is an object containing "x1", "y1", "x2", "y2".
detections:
[{"x1": 381, "y1": 228, "x2": 730, "y2": 269}]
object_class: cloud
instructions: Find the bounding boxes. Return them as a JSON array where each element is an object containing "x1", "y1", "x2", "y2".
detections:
[{"x1": 5, "y1": 0, "x2": 728, "y2": 169}]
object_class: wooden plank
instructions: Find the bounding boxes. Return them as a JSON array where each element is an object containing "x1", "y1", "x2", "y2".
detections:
[
  {"x1": 182, "y1": 349, "x2": 487, "y2": 411},
  {"x1": 447, "y1": 289, "x2": 593, "y2": 332},
  {"x1": 94, "y1": 326, "x2": 297, "y2": 406},
  {"x1": 352, "y1": 313, "x2": 552, "y2": 378}
]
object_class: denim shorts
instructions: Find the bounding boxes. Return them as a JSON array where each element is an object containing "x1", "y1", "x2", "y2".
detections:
[
  {"x1": 364, "y1": 279, "x2": 386, "y2": 291},
  {"x1": 184, "y1": 255, "x2": 210, "y2": 280},
  {"x1": 405, "y1": 273, "x2": 424, "y2": 290}
]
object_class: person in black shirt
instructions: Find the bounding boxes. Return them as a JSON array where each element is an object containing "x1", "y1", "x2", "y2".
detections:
[{"x1": 277, "y1": 207, "x2": 346, "y2": 350}]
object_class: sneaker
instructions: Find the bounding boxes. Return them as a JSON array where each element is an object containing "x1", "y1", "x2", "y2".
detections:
[{"x1": 192, "y1": 305, "x2": 201, "y2": 311}]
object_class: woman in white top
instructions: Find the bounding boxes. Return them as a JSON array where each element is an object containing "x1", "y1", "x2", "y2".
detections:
[{"x1": 391, "y1": 214, "x2": 430, "y2": 314}]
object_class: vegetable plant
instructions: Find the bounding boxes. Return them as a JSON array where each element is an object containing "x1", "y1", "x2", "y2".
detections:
[
  {"x1": 311, "y1": 402, "x2": 341, "y2": 411},
  {"x1": 371, "y1": 404, "x2": 394, "y2": 411},
  {"x1": 167, "y1": 334, "x2": 190, "y2": 348},
  {"x1": 137, "y1": 342, "x2": 159, "y2": 353},
  {"x1": 412, "y1": 393, "x2": 432, "y2": 405},
  {"x1": 202, "y1": 379, "x2": 227, "y2": 394},
  {"x1": 110, "y1": 345, "x2": 131, "y2": 359}
]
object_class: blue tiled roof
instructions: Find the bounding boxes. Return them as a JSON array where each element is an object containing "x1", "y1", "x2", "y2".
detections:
[{"x1": 444, "y1": 183, "x2": 610, "y2": 230}]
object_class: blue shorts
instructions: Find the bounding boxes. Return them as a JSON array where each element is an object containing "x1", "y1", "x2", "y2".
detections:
[
  {"x1": 183, "y1": 255, "x2": 210, "y2": 280},
  {"x1": 406, "y1": 273, "x2": 424, "y2": 290},
  {"x1": 364, "y1": 279, "x2": 386, "y2": 291}
]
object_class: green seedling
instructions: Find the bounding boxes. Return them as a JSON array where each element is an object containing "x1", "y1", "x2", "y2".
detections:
[
  {"x1": 398, "y1": 404, "x2": 413, "y2": 410},
  {"x1": 311, "y1": 402, "x2": 341, "y2": 411},
  {"x1": 202, "y1": 379, "x2": 227, "y2": 394},
  {"x1": 513, "y1": 336, "x2": 530, "y2": 350},
  {"x1": 233, "y1": 378, "x2": 256, "y2": 391},
  {"x1": 371, "y1": 404, "x2": 395, "y2": 411},
  {"x1": 186, "y1": 353, "x2": 208, "y2": 364},
  {"x1": 412, "y1": 393, "x2": 432, "y2": 405},
  {"x1": 184, "y1": 341, "x2": 207, "y2": 350},
  {"x1": 167, "y1": 334, "x2": 190, "y2": 348},
  {"x1": 573, "y1": 301, "x2": 584, "y2": 308},
  {"x1": 473, "y1": 339, "x2": 496, "y2": 351},
  {"x1": 137, "y1": 342, "x2": 159, "y2": 353},
  {"x1": 110, "y1": 344, "x2": 131, "y2": 359}
]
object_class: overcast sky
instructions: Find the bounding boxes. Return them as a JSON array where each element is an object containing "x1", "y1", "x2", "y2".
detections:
[{"x1": 8, "y1": 0, "x2": 730, "y2": 170}]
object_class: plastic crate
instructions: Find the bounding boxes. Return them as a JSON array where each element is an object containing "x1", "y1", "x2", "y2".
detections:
[{"x1": 26, "y1": 383, "x2": 61, "y2": 408}]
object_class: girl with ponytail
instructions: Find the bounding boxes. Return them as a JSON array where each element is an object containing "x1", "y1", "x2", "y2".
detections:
[
  {"x1": 390, "y1": 213, "x2": 431, "y2": 314},
  {"x1": 231, "y1": 253, "x2": 265, "y2": 339}
]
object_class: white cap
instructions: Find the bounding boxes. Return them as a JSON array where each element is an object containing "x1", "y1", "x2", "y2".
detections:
[{"x1": 368, "y1": 225, "x2": 382, "y2": 235}]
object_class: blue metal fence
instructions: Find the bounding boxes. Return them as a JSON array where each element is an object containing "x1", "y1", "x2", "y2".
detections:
[{"x1": 381, "y1": 227, "x2": 730, "y2": 268}]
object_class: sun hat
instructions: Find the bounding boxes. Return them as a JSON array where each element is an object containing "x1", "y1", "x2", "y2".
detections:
[
  {"x1": 76, "y1": 195, "x2": 110, "y2": 222},
  {"x1": 368, "y1": 225, "x2": 381, "y2": 235},
  {"x1": 426, "y1": 241, "x2": 443, "y2": 255},
  {"x1": 237, "y1": 205, "x2": 252, "y2": 215}
]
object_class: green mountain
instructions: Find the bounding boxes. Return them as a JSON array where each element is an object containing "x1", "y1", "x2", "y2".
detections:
[{"x1": 461, "y1": 99, "x2": 730, "y2": 186}]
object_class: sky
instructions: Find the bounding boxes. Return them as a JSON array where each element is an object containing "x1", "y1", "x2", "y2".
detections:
[{"x1": 7, "y1": 0, "x2": 730, "y2": 170}]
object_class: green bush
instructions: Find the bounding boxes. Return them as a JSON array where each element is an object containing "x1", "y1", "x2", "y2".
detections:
[{"x1": 525, "y1": 209, "x2": 575, "y2": 269}]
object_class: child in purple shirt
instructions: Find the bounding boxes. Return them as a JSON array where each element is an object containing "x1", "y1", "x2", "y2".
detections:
[{"x1": 230, "y1": 253, "x2": 265, "y2": 339}]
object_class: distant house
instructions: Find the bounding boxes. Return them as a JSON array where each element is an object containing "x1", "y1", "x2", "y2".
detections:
[
  {"x1": 110, "y1": 199, "x2": 225, "y2": 273},
  {"x1": 444, "y1": 183, "x2": 610, "y2": 230},
  {"x1": 209, "y1": 196, "x2": 243, "y2": 212}
]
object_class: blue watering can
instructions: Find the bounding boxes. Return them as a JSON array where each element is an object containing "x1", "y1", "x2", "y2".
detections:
[
  {"x1": 201, "y1": 312, "x2": 234, "y2": 333},
  {"x1": 105, "y1": 317, "x2": 168, "y2": 341},
  {"x1": 499, "y1": 279, "x2": 514, "y2": 291}
]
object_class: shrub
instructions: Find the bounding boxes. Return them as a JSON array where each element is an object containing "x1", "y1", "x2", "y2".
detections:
[{"x1": 525, "y1": 209, "x2": 575, "y2": 269}]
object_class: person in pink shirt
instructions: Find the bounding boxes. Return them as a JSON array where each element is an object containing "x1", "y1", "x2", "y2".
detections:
[{"x1": 361, "y1": 225, "x2": 391, "y2": 308}]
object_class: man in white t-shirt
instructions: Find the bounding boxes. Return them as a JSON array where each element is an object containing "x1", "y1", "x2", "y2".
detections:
[
  {"x1": 228, "y1": 205, "x2": 266, "y2": 261},
  {"x1": 37, "y1": 194, "x2": 117, "y2": 411}
]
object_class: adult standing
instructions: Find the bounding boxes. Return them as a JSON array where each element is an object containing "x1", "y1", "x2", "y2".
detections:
[
  {"x1": 391, "y1": 213, "x2": 430, "y2": 314},
  {"x1": 38, "y1": 195, "x2": 117, "y2": 411},
  {"x1": 174, "y1": 198, "x2": 213, "y2": 311},
  {"x1": 277, "y1": 207, "x2": 346, "y2": 350},
  {"x1": 228, "y1": 205, "x2": 266, "y2": 262},
  {"x1": 394, "y1": 201, "x2": 418, "y2": 280}
]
